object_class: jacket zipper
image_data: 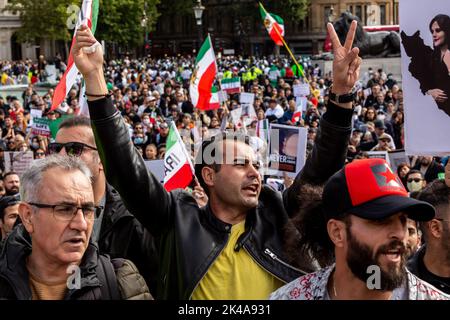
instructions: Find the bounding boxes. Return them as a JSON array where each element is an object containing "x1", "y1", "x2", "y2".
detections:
[
  {"x1": 243, "y1": 246, "x2": 285, "y2": 283},
  {"x1": 188, "y1": 233, "x2": 230, "y2": 300},
  {"x1": 264, "y1": 248, "x2": 308, "y2": 275}
]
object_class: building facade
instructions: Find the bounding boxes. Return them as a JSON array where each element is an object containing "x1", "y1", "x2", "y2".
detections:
[
  {"x1": 0, "y1": 0, "x2": 58, "y2": 61},
  {"x1": 150, "y1": 0, "x2": 399, "y2": 56}
]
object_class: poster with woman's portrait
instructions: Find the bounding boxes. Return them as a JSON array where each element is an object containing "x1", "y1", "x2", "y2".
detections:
[
  {"x1": 267, "y1": 124, "x2": 307, "y2": 177},
  {"x1": 400, "y1": 0, "x2": 450, "y2": 155}
]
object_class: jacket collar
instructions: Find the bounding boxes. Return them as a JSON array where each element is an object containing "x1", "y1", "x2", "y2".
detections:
[{"x1": 0, "y1": 224, "x2": 101, "y2": 299}]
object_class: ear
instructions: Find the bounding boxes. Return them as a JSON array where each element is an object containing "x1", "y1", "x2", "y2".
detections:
[
  {"x1": 429, "y1": 219, "x2": 442, "y2": 239},
  {"x1": 327, "y1": 219, "x2": 347, "y2": 248},
  {"x1": 19, "y1": 203, "x2": 34, "y2": 234},
  {"x1": 201, "y1": 166, "x2": 216, "y2": 189}
]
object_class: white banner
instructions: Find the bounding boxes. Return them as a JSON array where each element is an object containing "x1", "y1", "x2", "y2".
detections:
[
  {"x1": 400, "y1": 0, "x2": 450, "y2": 155},
  {"x1": 293, "y1": 83, "x2": 310, "y2": 97},
  {"x1": 4, "y1": 151, "x2": 34, "y2": 176}
]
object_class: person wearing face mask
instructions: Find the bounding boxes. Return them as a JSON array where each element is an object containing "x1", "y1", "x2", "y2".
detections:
[{"x1": 406, "y1": 170, "x2": 427, "y2": 193}]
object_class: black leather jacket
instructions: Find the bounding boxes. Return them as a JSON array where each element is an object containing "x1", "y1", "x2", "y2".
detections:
[
  {"x1": 89, "y1": 97, "x2": 352, "y2": 299},
  {"x1": 98, "y1": 184, "x2": 159, "y2": 295}
]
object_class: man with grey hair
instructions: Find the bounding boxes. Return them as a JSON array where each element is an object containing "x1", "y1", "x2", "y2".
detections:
[
  {"x1": 0, "y1": 155, "x2": 151, "y2": 300},
  {"x1": 48, "y1": 116, "x2": 158, "y2": 295}
]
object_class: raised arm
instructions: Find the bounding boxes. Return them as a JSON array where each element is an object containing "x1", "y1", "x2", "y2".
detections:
[
  {"x1": 72, "y1": 24, "x2": 172, "y2": 235},
  {"x1": 284, "y1": 21, "x2": 362, "y2": 216}
]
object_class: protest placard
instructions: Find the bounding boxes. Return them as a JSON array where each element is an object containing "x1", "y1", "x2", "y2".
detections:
[
  {"x1": 4, "y1": 151, "x2": 34, "y2": 176},
  {"x1": 267, "y1": 124, "x2": 307, "y2": 178}
]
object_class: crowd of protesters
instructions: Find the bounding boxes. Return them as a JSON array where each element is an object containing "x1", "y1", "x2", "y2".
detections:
[{"x1": 0, "y1": 20, "x2": 449, "y2": 300}]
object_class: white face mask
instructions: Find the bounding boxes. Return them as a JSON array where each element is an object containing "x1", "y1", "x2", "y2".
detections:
[
  {"x1": 407, "y1": 181, "x2": 423, "y2": 192},
  {"x1": 377, "y1": 114, "x2": 386, "y2": 121}
]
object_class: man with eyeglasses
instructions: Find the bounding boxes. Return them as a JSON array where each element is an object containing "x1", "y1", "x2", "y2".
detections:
[
  {"x1": 48, "y1": 116, "x2": 159, "y2": 296},
  {"x1": 0, "y1": 155, "x2": 151, "y2": 300},
  {"x1": 407, "y1": 179, "x2": 450, "y2": 294}
]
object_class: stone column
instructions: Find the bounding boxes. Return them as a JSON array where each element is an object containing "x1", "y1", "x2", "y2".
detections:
[{"x1": 0, "y1": 28, "x2": 13, "y2": 60}]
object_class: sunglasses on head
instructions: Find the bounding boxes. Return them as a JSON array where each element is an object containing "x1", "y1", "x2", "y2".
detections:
[{"x1": 48, "y1": 142, "x2": 97, "y2": 157}]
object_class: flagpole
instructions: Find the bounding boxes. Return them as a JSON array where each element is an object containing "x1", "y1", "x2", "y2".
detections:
[
  {"x1": 209, "y1": 32, "x2": 228, "y2": 110},
  {"x1": 259, "y1": 2, "x2": 311, "y2": 87}
]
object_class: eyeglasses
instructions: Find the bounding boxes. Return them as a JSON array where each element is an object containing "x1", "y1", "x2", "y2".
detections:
[
  {"x1": 48, "y1": 142, "x2": 97, "y2": 157},
  {"x1": 28, "y1": 202, "x2": 102, "y2": 221},
  {"x1": 435, "y1": 218, "x2": 450, "y2": 223},
  {"x1": 407, "y1": 178, "x2": 423, "y2": 183},
  {"x1": 35, "y1": 152, "x2": 45, "y2": 156}
]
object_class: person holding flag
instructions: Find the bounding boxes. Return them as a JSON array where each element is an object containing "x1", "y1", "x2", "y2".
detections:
[
  {"x1": 51, "y1": 0, "x2": 100, "y2": 117},
  {"x1": 73, "y1": 18, "x2": 362, "y2": 299}
]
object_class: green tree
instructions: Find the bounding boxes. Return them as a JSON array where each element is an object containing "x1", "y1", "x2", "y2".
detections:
[
  {"x1": 96, "y1": 0, "x2": 160, "y2": 50},
  {"x1": 3, "y1": 0, "x2": 78, "y2": 53}
]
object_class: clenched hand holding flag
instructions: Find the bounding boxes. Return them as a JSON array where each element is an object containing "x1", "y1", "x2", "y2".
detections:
[{"x1": 51, "y1": 0, "x2": 99, "y2": 112}]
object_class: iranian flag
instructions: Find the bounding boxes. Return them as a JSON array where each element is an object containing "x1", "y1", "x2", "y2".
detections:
[
  {"x1": 207, "y1": 85, "x2": 220, "y2": 110},
  {"x1": 51, "y1": 0, "x2": 99, "y2": 111},
  {"x1": 259, "y1": 3, "x2": 285, "y2": 46},
  {"x1": 190, "y1": 35, "x2": 217, "y2": 110},
  {"x1": 221, "y1": 77, "x2": 241, "y2": 94},
  {"x1": 163, "y1": 122, "x2": 196, "y2": 192}
]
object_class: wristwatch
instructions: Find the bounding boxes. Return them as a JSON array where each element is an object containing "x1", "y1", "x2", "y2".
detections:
[{"x1": 329, "y1": 87, "x2": 356, "y2": 104}]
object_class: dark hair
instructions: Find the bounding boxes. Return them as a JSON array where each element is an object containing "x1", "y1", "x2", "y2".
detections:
[
  {"x1": 58, "y1": 116, "x2": 91, "y2": 130},
  {"x1": 396, "y1": 162, "x2": 410, "y2": 173},
  {"x1": 284, "y1": 184, "x2": 336, "y2": 269},
  {"x1": 417, "y1": 179, "x2": 450, "y2": 209},
  {"x1": 417, "y1": 179, "x2": 450, "y2": 240},
  {"x1": 405, "y1": 169, "x2": 423, "y2": 180},
  {"x1": 429, "y1": 14, "x2": 450, "y2": 47},
  {"x1": 194, "y1": 132, "x2": 250, "y2": 195},
  {"x1": 3, "y1": 171, "x2": 18, "y2": 181}
]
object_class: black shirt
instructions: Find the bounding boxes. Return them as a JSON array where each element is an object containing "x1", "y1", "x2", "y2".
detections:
[{"x1": 416, "y1": 248, "x2": 450, "y2": 294}]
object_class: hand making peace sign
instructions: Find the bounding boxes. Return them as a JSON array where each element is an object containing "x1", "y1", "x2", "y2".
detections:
[{"x1": 327, "y1": 20, "x2": 362, "y2": 95}]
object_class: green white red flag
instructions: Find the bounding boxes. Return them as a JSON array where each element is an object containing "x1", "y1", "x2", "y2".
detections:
[
  {"x1": 259, "y1": 2, "x2": 285, "y2": 46},
  {"x1": 221, "y1": 77, "x2": 241, "y2": 94},
  {"x1": 51, "y1": 0, "x2": 99, "y2": 112},
  {"x1": 163, "y1": 122, "x2": 196, "y2": 191},
  {"x1": 189, "y1": 35, "x2": 218, "y2": 110}
]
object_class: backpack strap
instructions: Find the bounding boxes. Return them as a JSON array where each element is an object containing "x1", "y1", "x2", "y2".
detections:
[{"x1": 97, "y1": 255, "x2": 122, "y2": 300}]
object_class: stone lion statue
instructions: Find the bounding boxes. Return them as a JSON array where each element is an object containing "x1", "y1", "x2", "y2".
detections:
[{"x1": 333, "y1": 12, "x2": 401, "y2": 57}]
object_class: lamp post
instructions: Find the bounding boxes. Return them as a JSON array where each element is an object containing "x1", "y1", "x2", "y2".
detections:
[
  {"x1": 193, "y1": 0, "x2": 205, "y2": 50},
  {"x1": 141, "y1": 13, "x2": 148, "y2": 56}
]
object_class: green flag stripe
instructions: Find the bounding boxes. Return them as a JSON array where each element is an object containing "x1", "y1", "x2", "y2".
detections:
[
  {"x1": 91, "y1": 0, "x2": 99, "y2": 34},
  {"x1": 259, "y1": 4, "x2": 267, "y2": 19},
  {"x1": 196, "y1": 36, "x2": 212, "y2": 64},
  {"x1": 271, "y1": 13, "x2": 284, "y2": 25}
]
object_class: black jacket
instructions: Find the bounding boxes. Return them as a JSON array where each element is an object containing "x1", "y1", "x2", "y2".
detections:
[
  {"x1": 407, "y1": 245, "x2": 450, "y2": 294},
  {"x1": 413, "y1": 161, "x2": 445, "y2": 183},
  {"x1": 89, "y1": 97, "x2": 352, "y2": 300},
  {"x1": 98, "y1": 184, "x2": 159, "y2": 295},
  {"x1": 0, "y1": 225, "x2": 118, "y2": 300}
]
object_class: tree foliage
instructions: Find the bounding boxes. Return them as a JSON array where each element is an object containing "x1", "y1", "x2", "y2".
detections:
[
  {"x1": 96, "y1": 0, "x2": 160, "y2": 47},
  {"x1": 3, "y1": 0, "x2": 78, "y2": 44}
]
